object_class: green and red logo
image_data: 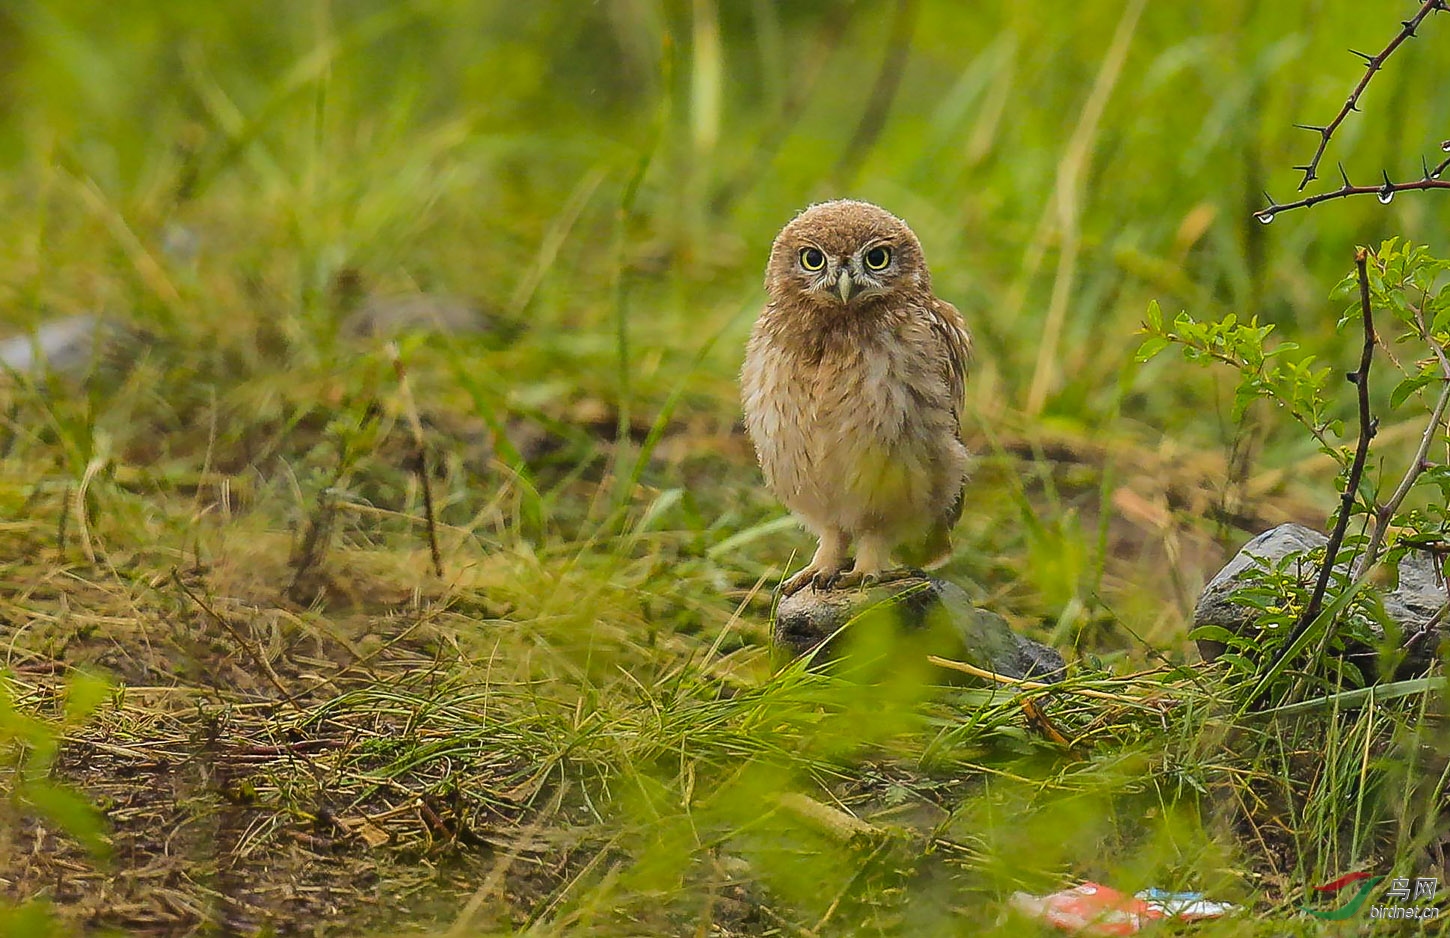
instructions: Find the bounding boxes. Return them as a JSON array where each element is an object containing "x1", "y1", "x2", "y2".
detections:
[{"x1": 1301, "y1": 872, "x2": 1384, "y2": 920}]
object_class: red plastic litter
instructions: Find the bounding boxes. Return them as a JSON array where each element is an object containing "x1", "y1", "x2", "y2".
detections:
[{"x1": 1010, "y1": 882, "x2": 1235, "y2": 935}]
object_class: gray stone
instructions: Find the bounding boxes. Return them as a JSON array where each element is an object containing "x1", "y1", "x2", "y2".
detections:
[
  {"x1": 1, "y1": 315, "x2": 106, "y2": 377},
  {"x1": 341, "y1": 294, "x2": 504, "y2": 340},
  {"x1": 0, "y1": 316, "x2": 148, "y2": 384},
  {"x1": 774, "y1": 575, "x2": 1066, "y2": 682},
  {"x1": 1194, "y1": 522, "x2": 1447, "y2": 676}
]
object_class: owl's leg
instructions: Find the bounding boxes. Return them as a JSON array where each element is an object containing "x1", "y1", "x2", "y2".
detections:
[
  {"x1": 781, "y1": 528, "x2": 850, "y2": 595},
  {"x1": 829, "y1": 533, "x2": 921, "y2": 590}
]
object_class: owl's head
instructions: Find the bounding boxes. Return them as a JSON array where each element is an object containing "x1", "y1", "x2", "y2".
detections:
[{"x1": 764, "y1": 200, "x2": 928, "y2": 310}]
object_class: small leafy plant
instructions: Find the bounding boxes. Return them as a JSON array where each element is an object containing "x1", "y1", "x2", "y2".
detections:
[
  {"x1": 1, "y1": 670, "x2": 113, "y2": 936},
  {"x1": 1138, "y1": 240, "x2": 1450, "y2": 704}
]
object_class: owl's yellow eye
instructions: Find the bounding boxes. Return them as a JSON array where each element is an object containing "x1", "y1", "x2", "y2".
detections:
[
  {"x1": 799, "y1": 247, "x2": 826, "y2": 271},
  {"x1": 864, "y1": 246, "x2": 891, "y2": 271}
]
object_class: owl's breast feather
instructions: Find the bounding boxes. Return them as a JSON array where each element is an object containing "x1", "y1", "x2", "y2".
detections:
[{"x1": 743, "y1": 327, "x2": 933, "y2": 511}]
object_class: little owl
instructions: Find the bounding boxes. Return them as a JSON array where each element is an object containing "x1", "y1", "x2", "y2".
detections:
[{"x1": 742, "y1": 200, "x2": 972, "y2": 595}]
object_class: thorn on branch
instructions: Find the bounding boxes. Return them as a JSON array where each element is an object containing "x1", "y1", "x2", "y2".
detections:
[{"x1": 1379, "y1": 170, "x2": 1396, "y2": 203}]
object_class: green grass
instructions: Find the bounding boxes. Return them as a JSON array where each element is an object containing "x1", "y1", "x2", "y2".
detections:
[{"x1": 2, "y1": 1, "x2": 1449, "y2": 935}]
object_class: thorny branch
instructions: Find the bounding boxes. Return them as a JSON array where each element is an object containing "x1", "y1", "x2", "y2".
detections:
[
  {"x1": 1263, "y1": 248, "x2": 1378, "y2": 685},
  {"x1": 1356, "y1": 288, "x2": 1450, "y2": 574},
  {"x1": 1289, "y1": 0, "x2": 1446, "y2": 190},
  {"x1": 1360, "y1": 384, "x2": 1450, "y2": 569},
  {"x1": 1255, "y1": 0, "x2": 1448, "y2": 220},
  {"x1": 1255, "y1": 166, "x2": 1450, "y2": 222}
]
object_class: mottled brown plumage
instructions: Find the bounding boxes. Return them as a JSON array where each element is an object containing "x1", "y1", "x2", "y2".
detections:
[{"x1": 741, "y1": 200, "x2": 972, "y2": 594}]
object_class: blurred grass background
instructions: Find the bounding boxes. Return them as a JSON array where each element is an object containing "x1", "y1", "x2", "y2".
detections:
[
  {"x1": 5, "y1": 1, "x2": 1449, "y2": 430},
  {"x1": 2, "y1": 1, "x2": 1450, "y2": 935},
  {"x1": 6, "y1": 0, "x2": 1447, "y2": 398}
]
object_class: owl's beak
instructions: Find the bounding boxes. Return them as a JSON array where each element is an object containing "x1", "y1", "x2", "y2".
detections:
[{"x1": 835, "y1": 270, "x2": 856, "y2": 304}]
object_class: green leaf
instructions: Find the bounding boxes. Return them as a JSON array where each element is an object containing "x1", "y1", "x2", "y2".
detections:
[
  {"x1": 1187, "y1": 625, "x2": 1239, "y2": 646},
  {"x1": 63, "y1": 671, "x2": 110, "y2": 728},
  {"x1": 24, "y1": 780, "x2": 110, "y2": 862},
  {"x1": 1217, "y1": 652, "x2": 1256, "y2": 673},
  {"x1": 1134, "y1": 335, "x2": 1169, "y2": 362},
  {"x1": 1390, "y1": 370, "x2": 1436, "y2": 410},
  {"x1": 1431, "y1": 295, "x2": 1450, "y2": 335},
  {"x1": 0, "y1": 900, "x2": 63, "y2": 938}
]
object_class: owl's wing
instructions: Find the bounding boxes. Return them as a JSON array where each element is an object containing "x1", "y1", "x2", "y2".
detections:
[
  {"x1": 926, "y1": 297, "x2": 972, "y2": 559},
  {"x1": 926, "y1": 297, "x2": 972, "y2": 438}
]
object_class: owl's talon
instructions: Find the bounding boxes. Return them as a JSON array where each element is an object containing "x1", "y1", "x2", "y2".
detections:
[
  {"x1": 780, "y1": 564, "x2": 848, "y2": 596},
  {"x1": 779, "y1": 573, "x2": 810, "y2": 596},
  {"x1": 830, "y1": 567, "x2": 922, "y2": 592},
  {"x1": 827, "y1": 571, "x2": 871, "y2": 591}
]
